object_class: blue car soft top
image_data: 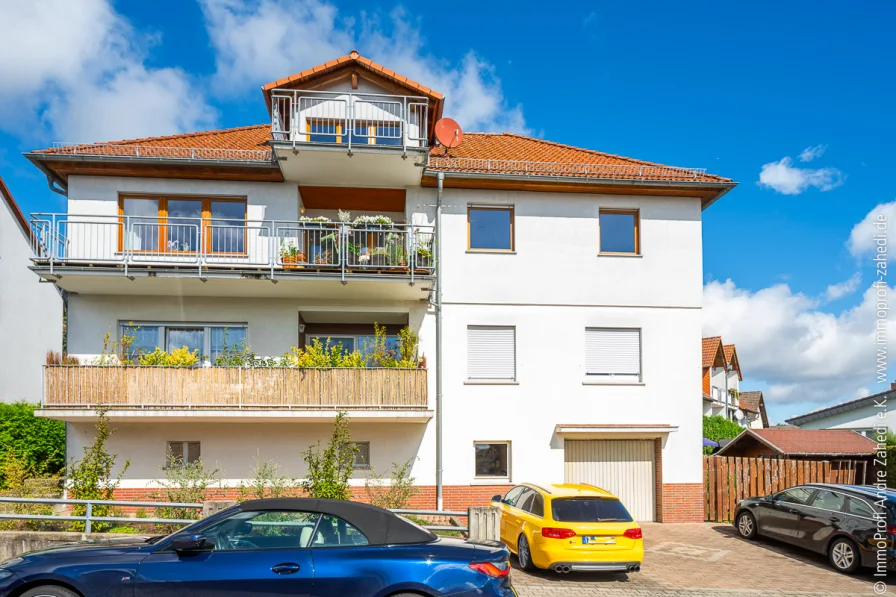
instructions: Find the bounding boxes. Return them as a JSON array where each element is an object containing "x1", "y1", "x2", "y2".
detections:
[{"x1": 239, "y1": 498, "x2": 438, "y2": 546}]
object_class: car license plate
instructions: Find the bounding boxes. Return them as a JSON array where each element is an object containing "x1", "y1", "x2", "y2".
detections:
[{"x1": 583, "y1": 535, "x2": 615, "y2": 545}]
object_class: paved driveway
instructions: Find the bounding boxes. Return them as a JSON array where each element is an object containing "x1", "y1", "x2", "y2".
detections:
[{"x1": 512, "y1": 522, "x2": 885, "y2": 596}]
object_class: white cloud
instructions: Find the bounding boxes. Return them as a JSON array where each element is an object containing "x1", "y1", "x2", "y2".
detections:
[
  {"x1": 703, "y1": 280, "x2": 893, "y2": 414},
  {"x1": 824, "y1": 272, "x2": 862, "y2": 301},
  {"x1": 758, "y1": 156, "x2": 844, "y2": 195},
  {"x1": 847, "y1": 200, "x2": 896, "y2": 261},
  {"x1": 0, "y1": 0, "x2": 214, "y2": 143},
  {"x1": 200, "y1": 0, "x2": 527, "y2": 133},
  {"x1": 798, "y1": 144, "x2": 826, "y2": 162}
]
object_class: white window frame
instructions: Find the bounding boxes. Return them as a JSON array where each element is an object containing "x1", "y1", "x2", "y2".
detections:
[
  {"x1": 584, "y1": 327, "x2": 642, "y2": 381},
  {"x1": 466, "y1": 325, "x2": 516, "y2": 382},
  {"x1": 119, "y1": 321, "x2": 248, "y2": 363},
  {"x1": 473, "y1": 441, "x2": 511, "y2": 480},
  {"x1": 166, "y1": 441, "x2": 200, "y2": 467}
]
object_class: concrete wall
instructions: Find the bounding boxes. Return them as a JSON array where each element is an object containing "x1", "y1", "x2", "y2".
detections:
[{"x1": 0, "y1": 194, "x2": 62, "y2": 403}]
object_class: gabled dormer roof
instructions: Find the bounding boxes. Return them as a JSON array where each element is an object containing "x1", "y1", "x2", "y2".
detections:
[
  {"x1": 702, "y1": 337, "x2": 727, "y2": 369},
  {"x1": 722, "y1": 344, "x2": 743, "y2": 380}
]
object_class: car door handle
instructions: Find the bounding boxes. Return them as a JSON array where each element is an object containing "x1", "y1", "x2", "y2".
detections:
[
  {"x1": 788, "y1": 509, "x2": 800, "y2": 514},
  {"x1": 271, "y1": 563, "x2": 301, "y2": 575},
  {"x1": 830, "y1": 517, "x2": 840, "y2": 523}
]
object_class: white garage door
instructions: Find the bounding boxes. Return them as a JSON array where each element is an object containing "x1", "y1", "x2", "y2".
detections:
[{"x1": 564, "y1": 439, "x2": 656, "y2": 522}]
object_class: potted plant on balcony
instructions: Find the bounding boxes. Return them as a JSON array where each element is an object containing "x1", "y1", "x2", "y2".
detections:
[
  {"x1": 415, "y1": 246, "x2": 433, "y2": 269},
  {"x1": 386, "y1": 233, "x2": 407, "y2": 268},
  {"x1": 352, "y1": 214, "x2": 393, "y2": 230},
  {"x1": 279, "y1": 239, "x2": 305, "y2": 269},
  {"x1": 299, "y1": 215, "x2": 332, "y2": 229},
  {"x1": 369, "y1": 247, "x2": 389, "y2": 267}
]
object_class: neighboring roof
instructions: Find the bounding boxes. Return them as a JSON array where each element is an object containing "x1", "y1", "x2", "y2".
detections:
[
  {"x1": 0, "y1": 176, "x2": 30, "y2": 240},
  {"x1": 239, "y1": 498, "x2": 436, "y2": 545},
  {"x1": 261, "y1": 50, "x2": 444, "y2": 101},
  {"x1": 32, "y1": 124, "x2": 273, "y2": 161},
  {"x1": 739, "y1": 391, "x2": 763, "y2": 413},
  {"x1": 428, "y1": 133, "x2": 732, "y2": 184},
  {"x1": 702, "y1": 337, "x2": 727, "y2": 368},
  {"x1": 716, "y1": 428, "x2": 876, "y2": 457},
  {"x1": 723, "y1": 344, "x2": 743, "y2": 380},
  {"x1": 785, "y1": 387, "x2": 894, "y2": 426}
]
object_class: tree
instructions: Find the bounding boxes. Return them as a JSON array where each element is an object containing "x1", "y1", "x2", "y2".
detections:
[
  {"x1": 0, "y1": 402, "x2": 65, "y2": 488},
  {"x1": 301, "y1": 412, "x2": 358, "y2": 500},
  {"x1": 703, "y1": 415, "x2": 745, "y2": 455}
]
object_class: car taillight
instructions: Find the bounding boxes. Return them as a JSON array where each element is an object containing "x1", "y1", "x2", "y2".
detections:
[
  {"x1": 887, "y1": 525, "x2": 896, "y2": 535},
  {"x1": 623, "y1": 528, "x2": 643, "y2": 540},
  {"x1": 469, "y1": 561, "x2": 510, "y2": 578},
  {"x1": 542, "y1": 527, "x2": 576, "y2": 539}
]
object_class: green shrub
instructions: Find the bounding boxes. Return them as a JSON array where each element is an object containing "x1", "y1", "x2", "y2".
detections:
[
  {"x1": 0, "y1": 402, "x2": 65, "y2": 488},
  {"x1": 364, "y1": 459, "x2": 418, "y2": 510},
  {"x1": 301, "y1": 412, "x2": 357, "y2": 500},
  {"x1": 238, "y1": 453, "x2": 299, "y2": 501},
  {"x1": 153, "y1": 452, "x2": 221, "y2": 523},
  {"x1": 703, "y1": 415, "x2": 745, "y2": 455}
]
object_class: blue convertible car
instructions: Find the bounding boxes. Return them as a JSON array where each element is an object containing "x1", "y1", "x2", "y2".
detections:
[{"x1": 0, "y1": 498, "x2": 516, "y2": 597}]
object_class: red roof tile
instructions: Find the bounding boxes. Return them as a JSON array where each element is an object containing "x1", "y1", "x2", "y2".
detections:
[
  {"x1": 750, "y1": 428, "x2": 875, "y2": 455},
  {"x1": 428, "y1": 133, "x2": 732, "y2": 183},
  {"x1": 261, "y1": 50, "x2": 444, "y2": 101},
  {"x1": 702, "y1": 337, "x2": 725, "y2": 368}
]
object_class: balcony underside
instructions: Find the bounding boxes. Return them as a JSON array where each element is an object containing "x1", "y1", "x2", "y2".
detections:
[
  {"x1": 273, "y1": 144, "x2": 426, "y2": 186},
  {"x1": 32, "y1": 266, "x2": 433, "y2": 300},
  {"x1": 36, "y1": 408, "x2": 433, "y2": 423}
]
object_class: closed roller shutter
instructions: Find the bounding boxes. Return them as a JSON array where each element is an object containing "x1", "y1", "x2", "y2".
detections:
[
  {"x1": 564, "y1": 439, "x2": 656, "y2": 521},
  {"x1": 585, "y1": 328, "x2": 641, "y2": 378},
  {"x1": 467, "y1": 326, "x2": 516, "y2": 380}
]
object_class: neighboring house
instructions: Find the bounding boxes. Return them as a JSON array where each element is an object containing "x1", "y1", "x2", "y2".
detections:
[
  {"x1": 715, "y1": 428, "x2": 876, "y2": 460},
  {"x1": 21, "y1": 51, "x2": 737, "y2": 522},
  {"x1": 738, "y1": 391, "x2": 768, "y2": 429},
  {"x1": 0, "y1": 177, "x2": 62, "y2": 404},
  {"x1": 785, "y1": 385, "x2": 896, "y2": 439}
]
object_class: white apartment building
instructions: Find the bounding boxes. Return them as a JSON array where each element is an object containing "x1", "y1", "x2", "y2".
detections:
[
  {"x1": 24, "y1": 51, "x2": 736, "y2": 522},
  {"x1": 0, "y1": 177, "x2": 62, "y2": 403}
]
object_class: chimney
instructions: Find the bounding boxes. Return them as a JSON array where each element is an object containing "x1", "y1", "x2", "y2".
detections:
[{"x1": 891, "y1": 381, "x2": 896, "y2": 391}]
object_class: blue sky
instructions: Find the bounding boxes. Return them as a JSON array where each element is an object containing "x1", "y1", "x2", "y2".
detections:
[{"x1": 1, "y1": 1, "x2": 893, "y2": 424}]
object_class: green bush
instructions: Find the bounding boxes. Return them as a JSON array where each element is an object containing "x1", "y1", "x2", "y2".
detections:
[
  {"x1": 364, "y1": 459, "x2": 418, "y2": 510},
  {"x1": 703, "y1": 415, "x2": 745, "y2": 455},
  {"x1": 0, "y1": 402, "x2": 65, "y2": 488},
  {"x1": 238, "y1": 453, "x2": 299, "y2": 500},
  {"x1": 301, "y1": 412, "x2": 357, "y2": 500}
]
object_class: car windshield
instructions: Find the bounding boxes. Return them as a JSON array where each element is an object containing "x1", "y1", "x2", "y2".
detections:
[{"x1": 551, "y1": 498, "x2": 633, "y2": 522}]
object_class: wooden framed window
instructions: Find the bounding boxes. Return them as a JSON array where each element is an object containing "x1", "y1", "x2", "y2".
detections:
[
  {"x1": 166, "y1": 441, "x2": 200, "y2": 467},
  {"x1": 599, "y1": 209, "x2": 640, "y2": 254},
  {"x1": 118, "y1": 195, "x2": 246, "y2": 255},
  {"x1": 468, "y1": 205, "x2": 514, "y2": 251}
]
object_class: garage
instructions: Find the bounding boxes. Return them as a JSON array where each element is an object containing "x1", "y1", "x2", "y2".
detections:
[{"x1": 564, "y1": 439, "x2": 656, "y2": 521}]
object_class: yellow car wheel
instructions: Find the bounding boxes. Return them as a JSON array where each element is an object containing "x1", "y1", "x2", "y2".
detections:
[{"x1": 517, "y1": 535, "x2": 537, "y2": 572}]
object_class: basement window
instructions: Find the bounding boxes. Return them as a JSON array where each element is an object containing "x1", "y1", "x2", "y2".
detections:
[{"x1": 166, "y1": 441, "x2": 200, "y2": 467}]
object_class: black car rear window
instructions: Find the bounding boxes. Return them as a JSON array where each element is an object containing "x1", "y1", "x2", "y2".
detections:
[{"x1": 551, "y1": 498, "x2": 633, "y2": 522}]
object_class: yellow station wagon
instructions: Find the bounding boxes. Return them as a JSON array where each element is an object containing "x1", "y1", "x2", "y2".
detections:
[{"x1": 491, "y1": 483, "x2": 643, "y2": 574}]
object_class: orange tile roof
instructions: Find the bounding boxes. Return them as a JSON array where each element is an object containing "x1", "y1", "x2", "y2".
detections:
[
  {"x1": 261, "y1": 50, "x2": 443, "y2": 101},
  {"x1": 702, "y1": 337, "x2": 725, "y2": 368},
  {"x1": 723, "y1": 345, "x2": 735, "y2": 364},
  {"x1": 33, "y1": 125, "x2": 273, "y2": 161},
  {"x1": 722, "y1": 344, "x2": 743, "y2": 380},
  {"x1": 750, "y1": 428, "x2": 875, "y2": 456},
  {"x1": 739, "y1": 391, "x2": 764, "y2": 413},
  {"x1": 428, "y1": 133, "x2": 732, "y2": 183}
]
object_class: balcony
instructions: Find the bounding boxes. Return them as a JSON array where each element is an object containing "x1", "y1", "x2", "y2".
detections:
[
  {"x1": 269, "y1": 89, "x2": 429, "y2": 186},
  {"x1": 29, "y1": 214, "x2": 434, "y2": 298},
  {"x1": 38, "y1": 366, "x2": 430, "y2": 423}
]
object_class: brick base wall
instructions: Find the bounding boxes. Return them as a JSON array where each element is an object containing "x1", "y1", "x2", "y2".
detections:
[
  {"x1": 661, "y1": 483, "x2": 703, "y2": 523},
  {"x1": 112, "y1": 484, "x2": 511, "y2": 512}
]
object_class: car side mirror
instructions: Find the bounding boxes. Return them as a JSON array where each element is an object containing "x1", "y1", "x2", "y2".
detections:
[
  {"x1": 490, "y1": 494, "x2": 503, "y2": 503},
  {"x1": 765, "y1": 494, "x2": 774, "y2": 502},
  {"x1": 172, "y1": 533, "x2": 209, "y2": 552}
]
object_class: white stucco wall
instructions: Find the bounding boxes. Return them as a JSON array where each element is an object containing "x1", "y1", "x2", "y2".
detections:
[
  {"x1": 794, "y1": 402, "x2": 893, "y2": 435},
  {"x1": 0, "y1": 194, "x2": 62, "y2": 403}
]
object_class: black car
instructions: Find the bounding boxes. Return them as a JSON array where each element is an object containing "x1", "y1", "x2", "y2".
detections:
[{"x1": 733, "y1": 483, "x2": 894, "y2": 574}]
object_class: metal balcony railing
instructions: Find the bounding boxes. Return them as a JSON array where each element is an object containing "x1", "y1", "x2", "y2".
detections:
[
  {"x1": 29, "y1": 214, "x2": 435, "y2": 281},
  {"x1": 270, "y1": 89, "x2": 429, "y2": 151}
]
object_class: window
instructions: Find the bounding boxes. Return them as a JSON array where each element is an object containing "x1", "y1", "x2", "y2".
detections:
[
  {"x1": 518, "y1": 490, "x2": 544, "y2": 517},
  {"x1": 810, "y1": 490, "x2": 846, "y2": 512},
  {"x1": 468, "y1": 205, "x2": 514, "y2": 251},
  {"x1": 351, "y1": 442, "x2": 370, "y2": 469},
  {"x1": 711, "y1": 387, "x2": 722, "y2": 399},
  {"x1": 514, "y1": 488, "x2": 535, "y2": 512},
  {"x1": 307, "y1": 121, "x2": 343, "y2": 144},
  {"x1": 312, "y1": 514, "x2": 369, "y2": 547},
  {"x1": 467, "y1": 326, "x2": 516, "y2": 381},
  {"x1": 599, "y1": 209, "x2": 639, "y2": 254},
  {"x1": 585, "y1": 328, "x2": 641, "y2": 380},
  {"x1": 475, "y1": 442, "x2": 510, "y2": 478},
  {"x1": 775, "y1": 487, "x2": 814, "y2": 505},
  {"x1": 846, "y1": 496, "x2": 875, "y2": 518},
  {"x1": 551, "y1": 498, "x2": 633, "y2": 523},
  {"x1": 501, "y1": 486, "x2": 527, "y2": 506},
  {"x1": 120, "y1": 322, "x2": 247, "y2": 364},
  {"x1": 167, "y1": 441, "x2": 200, "y2": 466},
  {"x1": 306, "y1": 334, "x2": 400, "y2": 362},
  {"x1": 201, "y1": 510, "x2": 321, "y2": 551},
  {"x1": 119, "y1": 195, "x2": 246, "y2": 254}
]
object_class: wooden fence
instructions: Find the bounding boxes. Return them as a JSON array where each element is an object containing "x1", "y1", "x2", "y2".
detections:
[
  {"x1": 44, "y1": 366, "x2": 428, "y2": 410},
  {"x1": 703, "y1": 456, "x2": 864, "y2": 522}
]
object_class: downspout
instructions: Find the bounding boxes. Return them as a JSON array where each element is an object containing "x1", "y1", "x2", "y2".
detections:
[
  {"x1": 435, "y1": 172, "x2": 445, "y2": 511},
  {"x1": 723, "y1": 365, "x2": 730, "y2": 420}
]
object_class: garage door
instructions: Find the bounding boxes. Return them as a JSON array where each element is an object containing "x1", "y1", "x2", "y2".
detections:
[{"x1": 564, "y1": 439, "x2": 656, "y2": 521}]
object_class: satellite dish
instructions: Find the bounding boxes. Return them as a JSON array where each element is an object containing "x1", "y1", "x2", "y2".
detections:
[
  {"x1": 434, "y1": 118, "x2": 463, "y2": 149},
  {"x1": 734, "y1": 409, "x2": 745, "y2": 421}
]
